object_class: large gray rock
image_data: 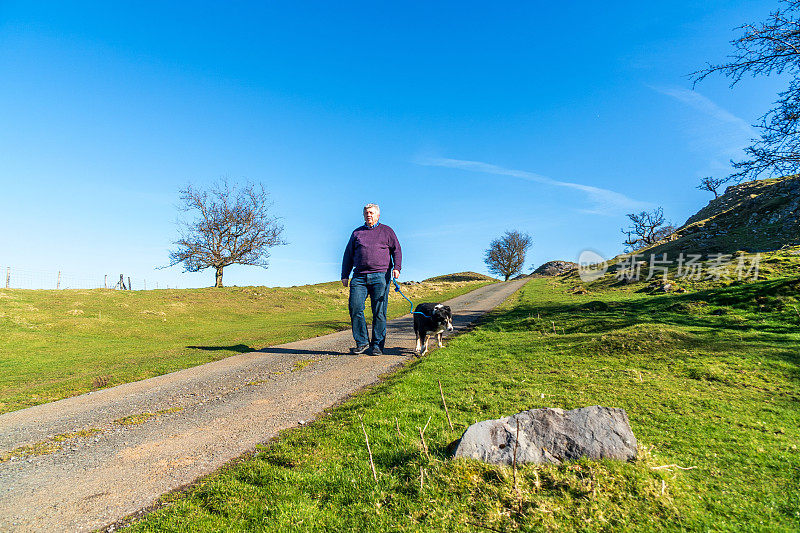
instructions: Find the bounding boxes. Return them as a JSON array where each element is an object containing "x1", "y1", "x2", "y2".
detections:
[
  {"x1": 532, "y1": 261, "x2": 578, "y2": 276},
  {"x1": 452, "y1": 406, "x2": 637, "y2": 465}
]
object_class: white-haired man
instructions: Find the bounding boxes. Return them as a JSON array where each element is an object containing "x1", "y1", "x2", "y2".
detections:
[{"x1": 341, "y1": 203, "x2": 402, "y2": 355}]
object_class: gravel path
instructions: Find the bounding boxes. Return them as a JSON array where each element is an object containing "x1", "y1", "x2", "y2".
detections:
[{"x1": 0, "y1": 279, "x2": 527, "y2": 532}]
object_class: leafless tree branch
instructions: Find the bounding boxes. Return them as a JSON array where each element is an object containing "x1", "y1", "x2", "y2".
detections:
[
  {"x1": 621, "y1": 207, "x2": 675, "y2": 251},
  {"x1": 484, "y1": 230, "x2": 532, "y2": 281},
  {"x1": 697, "y1": 176, "x2": 729, "y2": 198},
  {"x1": 692, "y1": 0, "x2": 800, "y2": 181},
  {"x1": 168, "y1": 179, "x2": 286, "y2": 287}
]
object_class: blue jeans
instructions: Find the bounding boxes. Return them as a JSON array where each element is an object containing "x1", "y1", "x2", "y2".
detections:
[{"x1": 348, "y1": 272, "x2": 390, "y2": 349}]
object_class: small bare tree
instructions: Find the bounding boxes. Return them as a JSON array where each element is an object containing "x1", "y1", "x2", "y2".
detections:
[
  {"x1": 697, "y1": 176, "x2": 728, "y2": 198},
  {"x1": 168, "y1": 180, "x2": 285, "y2": 287},
  {"x1": 692, "y1": 0, "x2": 800, "y2": 181},
  {"x1": 621, "y1": 207, "x2": 675, "y2": 251},
  {"x1": 484, "y1": 230, "x2": 532, "y2": 281}
]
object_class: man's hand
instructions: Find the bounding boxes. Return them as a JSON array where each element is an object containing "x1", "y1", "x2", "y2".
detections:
[
  {"x1": 392, "y1": 269, "x2": 400, "y2": 279},
  {"x1": 341, "y1": 278, "x2": 349, "y2": 287}
]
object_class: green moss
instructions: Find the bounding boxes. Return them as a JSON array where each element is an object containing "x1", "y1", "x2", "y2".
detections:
[
  {"x1": 291, "y1": 359, "x2": 317, "y2": 372},
  {"x1": 0, "y1": 428, "x2": 103, "y2": 463},
  {"x1": 113, "y1": 407, "x2": 183, "y2": 426}
]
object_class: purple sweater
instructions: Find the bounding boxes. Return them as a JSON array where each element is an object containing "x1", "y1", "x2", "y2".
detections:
[{"x1": 341, "y1": 223, "x2": 402, "y2": 279}]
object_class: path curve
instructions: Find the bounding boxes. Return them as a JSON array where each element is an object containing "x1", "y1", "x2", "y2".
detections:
[{"x1": 0, "y1": 279, "x2": 527, "y2": 531}]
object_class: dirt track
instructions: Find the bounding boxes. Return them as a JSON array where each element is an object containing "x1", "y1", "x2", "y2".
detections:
[{"x1": 0, "y1": 279, "x2": 528, "y2": 532}]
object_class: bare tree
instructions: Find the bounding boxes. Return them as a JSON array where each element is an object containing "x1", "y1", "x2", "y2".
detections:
[
  {"x1": 697, "y1": 176, "x2": 728, "y2": 198},
  {"x1": 692, "y1": 0, "x2": 800, "y2": 181},
  {"x1": 168, "y1": 180, "x2": 285, "y2": 287},
  {"x1": 621, "y1": 207, "x2": 675, "y2": 251},
  {"x1": 484, "y1": 230, "x2": 532, "y2": 281}
]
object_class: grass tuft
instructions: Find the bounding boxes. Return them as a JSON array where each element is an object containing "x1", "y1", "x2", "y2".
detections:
[
  {"x1": 0, "y1": 428, "x2": 103, "y2": 463},
  {"x1": 113, "y1": 407, "x2": 183, "y2": 426}
]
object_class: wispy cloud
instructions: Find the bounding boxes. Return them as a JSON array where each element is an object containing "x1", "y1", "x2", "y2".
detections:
[
  {"x1": 416, "y1": 157, "x2": 650, "y2": 215},
  {"x1": 653, "y1": 86, "x2": 754, "y2": 135},
  {"x1": 651, "y1": 86, "x2": 756, "y2": 175}
]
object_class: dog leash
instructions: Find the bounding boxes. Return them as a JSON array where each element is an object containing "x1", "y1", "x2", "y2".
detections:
[{"x1": 391, "y1": 279, "x2": 431, "y2": 318}]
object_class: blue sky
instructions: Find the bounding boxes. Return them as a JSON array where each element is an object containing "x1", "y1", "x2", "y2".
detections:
[{"x1": 0, "y1": 1, "x2": 786, "y2": 288}]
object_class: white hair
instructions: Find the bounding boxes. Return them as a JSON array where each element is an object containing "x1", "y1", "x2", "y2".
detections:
[{"x1": 363, "y1": 203, "x2": 380, "y2": 214}]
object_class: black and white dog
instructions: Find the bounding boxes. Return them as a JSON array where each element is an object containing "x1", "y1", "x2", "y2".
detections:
[{"x1": 413, "y1": 303, "x2": 454, "y2": 355}]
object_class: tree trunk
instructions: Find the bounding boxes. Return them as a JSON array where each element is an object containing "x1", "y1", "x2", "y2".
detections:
[
  {"x1": 215, "y1": 266, "x2": 224, "y2": 287},
  {"x1": 504, "y1": 274, "x2": 510, "y2": 281}
]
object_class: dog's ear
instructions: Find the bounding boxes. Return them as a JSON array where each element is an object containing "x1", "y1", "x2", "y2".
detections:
[{"x1": 443, "y1": 306, "x2": 452, "y2": 315}]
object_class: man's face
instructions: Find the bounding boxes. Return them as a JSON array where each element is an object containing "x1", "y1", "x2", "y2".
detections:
[{"x1": 363, "y1": 207, "x2": 380, "y2": 226}]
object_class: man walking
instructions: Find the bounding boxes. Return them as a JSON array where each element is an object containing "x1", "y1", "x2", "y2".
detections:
[{"x1": 341, "y1": 203, "x2": 402, "y2": 355}]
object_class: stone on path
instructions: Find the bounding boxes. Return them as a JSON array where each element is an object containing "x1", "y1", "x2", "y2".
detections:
[{"x1": 452, "y1": 405, "x2": 637, "y2": 465}]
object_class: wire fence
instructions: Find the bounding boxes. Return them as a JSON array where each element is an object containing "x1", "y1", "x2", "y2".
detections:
[{"x1": 0, "y1": 266, "x2": 175, "y2": 290}]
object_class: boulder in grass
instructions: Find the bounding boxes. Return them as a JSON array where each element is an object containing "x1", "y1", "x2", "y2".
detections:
[{"x1": 452, "y1": 406, "x2": 637, "y2": 465}]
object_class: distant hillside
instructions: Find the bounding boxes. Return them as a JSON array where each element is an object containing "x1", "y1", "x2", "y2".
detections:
[
  {"x1": 423, "y1": 272, "x2": 497, "y2": 282},
  {"x1": 645, "y1": 175, "x2": 800, "y2": 256}
]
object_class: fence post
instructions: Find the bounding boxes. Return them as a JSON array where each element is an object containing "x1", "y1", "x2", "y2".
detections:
[
  {"x1": 57, "y1": 271, "x2": 61, "y2": 290},
  {"x1": 104, "y1": 274, "x2": 107, "y2": 289},
  {"x1": 5, "y1": 267, "x2": 9, "y2": 289},
  {"x1": 128, "y1": 276, "x2": 132, "y2": 291},
  {"x1": 144, "y1": 279, "x2": 146, "y2": 291},
  {"x1": 118, "y1": 274, "x2": 125, "y2": 290}
]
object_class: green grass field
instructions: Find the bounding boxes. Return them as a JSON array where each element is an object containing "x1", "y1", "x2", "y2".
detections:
[
  {"x1": 0, "y1": 278, "x2": 491, "y2": 414},
  {"x1": 126, "y1": 252, "x2": 799, "y2": 532}
]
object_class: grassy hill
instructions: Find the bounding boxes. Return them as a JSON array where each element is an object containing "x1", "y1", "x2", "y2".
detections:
[
  {"x1": 423, "y1": 271, "x2": 498, "y2": 283},
  {"x1": 644, "y1": 175, "x2": 800, "y2": 256},
  {"x1": 568, "y1": 244, "x2": 800, "y2": 303},
  {"x1": 0, "y1": 278, "x2": 491, "y2": 414},
  {"x1": 127, "y1": 254, "x2": 799, "y2": 531}
]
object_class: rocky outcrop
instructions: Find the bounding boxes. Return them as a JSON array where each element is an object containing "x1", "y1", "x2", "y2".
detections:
[
  {"x1": 648, "y1": 175, "x2": 800, "y2": 255},
  {"x1": 532, "y1": 261, "x2": 578, "y2": 276},
  {"x1": 452, "y1": 406, "x2": 637, "y2": 465}
]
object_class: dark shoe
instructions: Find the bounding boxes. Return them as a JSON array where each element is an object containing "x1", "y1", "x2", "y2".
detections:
[
  {"x1": 370, "y1": 346, "x2": 383, "y2": 356},
  {"x1": 351, "y1": 344, "x2": 370, "y2": 354}
]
